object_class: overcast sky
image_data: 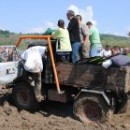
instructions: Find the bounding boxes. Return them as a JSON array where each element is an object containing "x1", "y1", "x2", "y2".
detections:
[{"x1": 0, "y1": 0, "x2": 129, "y2": 36}]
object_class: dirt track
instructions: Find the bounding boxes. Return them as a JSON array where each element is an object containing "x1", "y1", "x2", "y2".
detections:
[{"x1": 0, "y1": 85, "x2": 130, "y2": 130}]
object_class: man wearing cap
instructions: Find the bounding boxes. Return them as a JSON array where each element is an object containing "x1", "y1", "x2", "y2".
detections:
[{"x1": 66, "y1": 10, "x2": 81, "y2": 63}]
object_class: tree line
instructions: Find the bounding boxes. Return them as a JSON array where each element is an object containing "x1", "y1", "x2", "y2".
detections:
[{"x1": 0, "y1": 29, "x2": 129, "y2": 47}]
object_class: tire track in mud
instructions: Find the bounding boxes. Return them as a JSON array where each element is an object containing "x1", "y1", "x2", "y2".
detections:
[{"x1": 0, "y1": 85, "x2": 130, "y2": 130}]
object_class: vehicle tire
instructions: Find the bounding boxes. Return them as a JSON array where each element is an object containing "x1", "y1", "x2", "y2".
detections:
[
  {"x1": 12, "y1": 82, "x2": 39, "y2": 111},
  {"x1": 73, "y1": 93, "x2": 110, "y2": 123}
]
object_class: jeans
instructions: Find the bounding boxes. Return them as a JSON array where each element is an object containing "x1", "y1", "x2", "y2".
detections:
[
  {"x1": 56, "y1": 52, "x2": 70, "y2": 62},
  {"x1": 71, "y1": 42, "x2": 81, "y2": 63},
  {"x1": 90, "y1": 47, "x2": 102, "y2": 57}
]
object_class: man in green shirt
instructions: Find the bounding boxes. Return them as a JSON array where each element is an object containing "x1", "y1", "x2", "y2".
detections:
[{"x1": 86, "y1": 21, "x2": 102, "y2": 57}]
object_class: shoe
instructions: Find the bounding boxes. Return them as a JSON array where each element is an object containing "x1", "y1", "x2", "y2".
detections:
[{"x1": 36, "y1": 95, "x2": 44, "y2": 102}]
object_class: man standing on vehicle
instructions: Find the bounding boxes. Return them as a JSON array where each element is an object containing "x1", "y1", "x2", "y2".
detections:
[
  {"x1": 76, "y1": 15, "x2": 90, "y2": 58},
  {"x1": 86, "y1": 21, "x2": 102, "y2": 57},
  {"x1": 21, "y1": 45, "x2": 47, "y2": 102},
  {"x1": 66, "y1": 10, "x2": 81, "y2": 63},
  {"x1": 52, "y1": 19, "x2": 72, "y2": 62}
]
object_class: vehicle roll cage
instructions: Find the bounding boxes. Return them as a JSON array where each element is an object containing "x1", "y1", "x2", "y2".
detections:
[{"x1": 15, "y1": 35, "x2": 61, "y2": 94}]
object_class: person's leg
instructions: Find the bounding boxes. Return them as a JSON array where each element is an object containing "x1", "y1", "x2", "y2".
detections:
[
  {"x1": 71, "y1": 42, "x2": 81, "y2": 63},
  {"x1": 90, "y1": 47, "x2": 101, "y2": 57},
  {"x1": 82, "y1": 43, "x2": 90, "y2": 58},
  {"x1": 56, "y1": 54, "x2": 62, "y2": 62},
  {"x1": 32, "y1": 72, "x2": 43, "y2": 102},
  {"x1": 20, "y1": 60, "x2": 43, "y2": 102},
  {"x1": 61, "y1": 52, "x2": 70, "y2": 63},
  {"x1": 65, "y1": 53, "x2": 70, "y2": 62},
  {"x1": 57, "y1": 52, "x2": 68, "y2": 62}
]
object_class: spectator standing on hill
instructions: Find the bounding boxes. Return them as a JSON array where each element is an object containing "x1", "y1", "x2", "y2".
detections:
[
  {"x1": 86, "y1": 21, "x2": 103, "y2": 57},
  {"x1": 128, "y1": 32, "x2": 130, "y2": 37},
  {"x1": 76, "y1": 15, "x2": 90, "y2": 58},
  {"x1": 52, "y1": 19, "x2": 72, "y2": 62},
  {"x1": 66, "y1": 10, "x2": 81, "y2": 63}
]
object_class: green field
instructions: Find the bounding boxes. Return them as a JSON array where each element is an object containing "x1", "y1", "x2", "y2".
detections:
[
  {"x1": 0, "y1": 29, "x2": 130, "y2": 48},
  {"x1": 100, "y1": 34, "x2": 130, "y2": 47}
]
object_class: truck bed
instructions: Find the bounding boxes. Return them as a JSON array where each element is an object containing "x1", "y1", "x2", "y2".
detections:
[{"x1": 56, "y1": 63, "x2": 130, "y2": 93}]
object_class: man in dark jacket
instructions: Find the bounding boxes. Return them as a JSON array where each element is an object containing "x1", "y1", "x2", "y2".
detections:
[{"x1": 66, "y1": 10, "x2": 81, "y2": 63}]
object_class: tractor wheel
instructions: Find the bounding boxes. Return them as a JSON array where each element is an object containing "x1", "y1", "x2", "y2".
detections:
[
  {"x1": 73, "y1": 93, "x2": 111, "y2": 123},
  {"x1": 12, "y1": 82, "x2": 39, "y2": 111}
]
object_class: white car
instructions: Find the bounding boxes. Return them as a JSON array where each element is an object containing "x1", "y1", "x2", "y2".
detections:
[{"x1": 0, "y1": 45, "x2": 21, "y2": 84}]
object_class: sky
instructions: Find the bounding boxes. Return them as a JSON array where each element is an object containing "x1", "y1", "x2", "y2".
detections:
[{"x1": 0, "y1": 0, "x2": 130, "y2": 36}]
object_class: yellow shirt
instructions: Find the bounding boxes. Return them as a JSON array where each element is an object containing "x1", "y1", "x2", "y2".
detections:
[{"x1": 52, "y1": 27, "x2": 72, "y2": 52}]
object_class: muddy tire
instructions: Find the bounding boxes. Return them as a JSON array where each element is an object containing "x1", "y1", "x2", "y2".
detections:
[
  {"x1": 12, "y1": 82, "x2": 39, "y2": 111},
  {"x1": 73, "y1": 93, "x2": 110, "y2": 123}
]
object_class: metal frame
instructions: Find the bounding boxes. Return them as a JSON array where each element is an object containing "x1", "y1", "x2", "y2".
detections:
[
  {"x1": 75, "y1": 89, "x2": 110, "y2": 106},
  {"x1": 15, "y1": 35, "x2": 61, "y2": 94}
]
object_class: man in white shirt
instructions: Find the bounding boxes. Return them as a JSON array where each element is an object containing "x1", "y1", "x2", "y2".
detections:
[
  {"x1": 100, "y1": 45, "x2": 112, "y2": 57},
  {"x1": 21, "y1": 45, "x2": 47, "y2": 102}
]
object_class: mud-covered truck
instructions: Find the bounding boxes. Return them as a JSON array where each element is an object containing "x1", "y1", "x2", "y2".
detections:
[{"x1": 0, "y1": 35, "x2": 130, "y2": 123}]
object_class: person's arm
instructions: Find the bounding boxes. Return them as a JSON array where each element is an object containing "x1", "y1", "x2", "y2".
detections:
[
  {"x1": 82, "y1": 25, "x2": 90, "y2": 44},
  {"x1": 51, "y1": 28, "x2": 60, "y2": 39},
  {"x1": 39, "y1": 46, "x2": 47, "y2": 56},
  {"x1": 21, "y1": 50, "x2": 27, "y2": 60},
  {"x1": 84, "y1": 34, "x2": 89, "y2": 44}
]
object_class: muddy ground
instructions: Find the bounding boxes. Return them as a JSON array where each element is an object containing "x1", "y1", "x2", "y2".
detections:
[{"x1": 0, "y1": 85, "x2": 130, "y2": 130}]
